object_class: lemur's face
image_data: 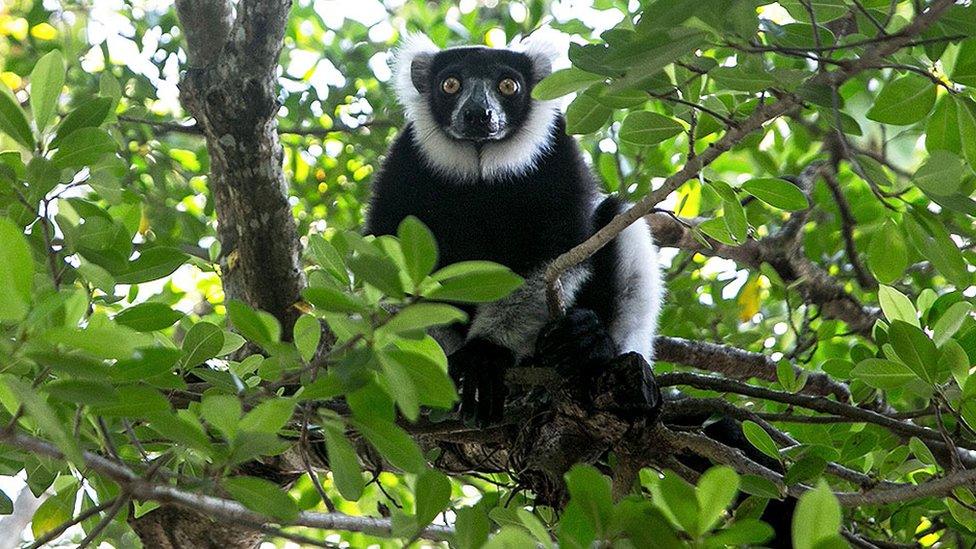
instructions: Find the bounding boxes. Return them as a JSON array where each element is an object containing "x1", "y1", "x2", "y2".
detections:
[{"x1": 411, "y1": 48, "x2": 540, "y2": 142}]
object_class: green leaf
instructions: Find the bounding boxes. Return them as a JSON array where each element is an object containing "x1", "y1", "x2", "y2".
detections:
[
  {"x1": 609, "y1": 28, "x2": 706, "y2": 91},
  {"x1": 933, "y1": 301, "x2": 972, "y2": 346},
  {"x1": 378, "y1": 352, "x2": 420, "y2": 421},
  {"x1": 224, "y1": 476, "x2": 300, "y2": 522},
  {"x1": 239, "y1": 398, "x2": 295, "y2": 435},
  {"x1": 0, "y1": 85, "x2": 34, "y2": 148},
  {"x1": 654, "y1": 469, "x2": 699, "y2": 534},
  {"x1": 0, "y1": 489, "x2": 11, "y2": 515},
  {"x1": 41, "y1": 325, "x2": 151, "y2": 360},
  {"x1": 565, "y1": 93, "x2": 612, "y2": 134},
  {"x1": 303, "y1": 286, "x2": 368, "y2": 314},
  {"x1": 704, "y1": 519, "x2": 774, "y2": 548},
  {"x1": 904, "y1": 213, "x2": 970, "y2": 287},
  {"x1": 868, "y1": 222, "x2": 908, "y2": 284},
  {"x1": 227, "y1": 300, "x2": 281, "y2": 351},
  {"x1": 146, "y1": 412, "x2": 214, "y2": 455},
  {"x1": 908, "y1": 437, "x2": 937, "y2": 466},
  {"x1": 425, "y1": 269, "x2": 523, "y2": 303},
  {"x1": 956, "y1": 97, "x2": 976, "y2": 168},
  {"x1": 415, "y1": 469, "x2": 452, "y2": 526},
  {"x1": 89, "y1": 385, "x2": 170, "y2": 417},
  {"x1": 851, "y1": 358, "x2": 916, "y2": 390},
  {"x1": 740, "y1": 178, "x2": 809, "y2": 211},
  {"x1": 201, "y1": 394, "x2": 241, "y2": 440},
  {"x1": 878, "y1": 285, "x2": 918, "y2": 327},
  {"x1": 721, "y1": 193, "x2": 748, "y2": 243},
  {"x1": 348, "y1": 253, "x2": 405, "y2": 298},
  {"x1": 0, "y1": 217, "x2": 33, "y2": 322},
  {"x1": 532, "y1": 68, "x2": 604, "y2": 100},
  {"x1": 697, "y1": 218, "x2": 737, "y2": 246},
  {"x1": 565, "y1": 465, "x2": 614, "y2": 536},
  {"x1": 951, "y1": 38, "x2": 976, "y2": 87},
  {"x1": 514, "y1": 509, "x2": 553, "y2": 549},
  {"x1": 926, "y1": 96, "x2": 961, "y2": 154},
  {"x1": 114, "y1": 302, "x2": 183, "y2": 332},
  {"x1": 709, "y1": 66, "x2": 776, "y2": 92},
  {"x1": 115, "y1": 247, "x2": 187, "y2": 284},
  {"x1": 780, "y1": 0, "x2": 850, "y2": 22},
  {"x1": 30, "y1": 481, "x2": 76, "y2": 539},
  {"x1": 385, "y1": 348, "x2": 458, "y2": 409},
  {"x1": 785, "y1": 455, "x2": 827, "y2": 486},
  {"x1": 792, "y1": 481, "x2": 842, "y2": 549},
  {"x1": 181, "y1": 321, "x2": 225, "y2": 368},
  {"x1": 114, "y1": 347, "x2": 181, "y2": 382},
  {"x1": 455, "y1": 507, "x2": 491, "y2": 549},
  {"x1": 942, "y1": 339, "x2": 970, "y2": 387},
  {"x1": 866, "y1": 75, "x2": 937, "y2": 125},
  {"x1": 1, "y1": 376, "x2": 81, "y2": 464},
  {"x1": 889, "y1": 320, "x2": 941, "y2": 384},
  {"x1": 741, "y1": 421, "x2": 780, "y2": 462},
  {"x1": 355, "y1": 417, "x2": 426, "y2": 473},
  {"x1": 618, "y1": 111, "x2": 684, "y2": 146},
  {"x1": 398, "y1": 216, "x2": 438, "y2": 285},
  {"x1": 696, "y1": 466, "x2": 739, "y2": 533},
  {"x1": 51, "y1": 97, "x2": 113, "y2": 147},
  {"x1": 484, "y1": 527, "x2": 539, "y2": 548},
  {"x1": 322, "y1": 420, "x2": 364, "y2": 501},
  {"x1": 294, "y1": 314, "x2": 321, "y2": 363},
  {"x1": 29, "y1": 49, "x2": 65, "y2": 133},
  {"x1": 308, "y1": 234, "x2": 350, "y2": 285},
  {"x1": 914, "y1": 150, "x2": 967, "y2": 196},
  {"x1": 50, "y1": 126, "x2": 116, "y2": 168},
  {"x1": 382, "y1": 303, "x2": 467, "y2": 335}
]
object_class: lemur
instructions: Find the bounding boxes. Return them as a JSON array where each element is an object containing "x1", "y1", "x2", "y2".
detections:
[
  {"x1": 364, "y1": 33, "x2": 663, "y2": 425},
  {"x1": 364, "y1": 34, "x2": 795, "y2": 546}
]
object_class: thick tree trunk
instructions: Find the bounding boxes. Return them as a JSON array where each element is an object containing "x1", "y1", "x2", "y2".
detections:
[
  {"x1": 176, "y1": 0, "x2": 304, "y2": 334},
  {"x1": 131, "y1": 1, "x2": 301, "y2": 545}
]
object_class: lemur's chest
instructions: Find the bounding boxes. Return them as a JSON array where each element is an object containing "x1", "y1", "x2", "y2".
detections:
[{"x1": 403, "y1": 184, "x2": 592, "y2": 275}]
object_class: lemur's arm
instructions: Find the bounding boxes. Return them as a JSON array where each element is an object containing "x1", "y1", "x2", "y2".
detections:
[{"x1": 466, "y1": 266, "x2": 591, "y2": 360}]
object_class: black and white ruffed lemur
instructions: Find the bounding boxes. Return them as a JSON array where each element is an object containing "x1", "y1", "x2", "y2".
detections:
[
  {"x1": 364, "y1": 33, "x2": 663, "y2": 425},
  {"x1": 363, "y1": 34, "x2": 797, "y2": 547}
]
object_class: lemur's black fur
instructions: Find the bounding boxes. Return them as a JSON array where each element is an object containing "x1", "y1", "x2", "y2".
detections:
[{"x1": 365, "y1": 118, "x2": 596, "y2": 278}]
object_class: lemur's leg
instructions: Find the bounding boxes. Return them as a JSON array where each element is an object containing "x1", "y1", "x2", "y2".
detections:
[
  {"x1": 537, "y1": 196, "x2": 664, "y2": 405},
  {"x1": 449, "y1": 267, "x2": 591, "y2": 424}
]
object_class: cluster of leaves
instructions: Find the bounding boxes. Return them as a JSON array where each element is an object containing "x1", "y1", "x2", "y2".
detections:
[{"x1": 2, "y1": 0, "x2": 976, "y2": 547}]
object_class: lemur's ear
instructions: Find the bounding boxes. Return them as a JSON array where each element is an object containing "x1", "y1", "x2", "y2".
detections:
[
  {"x1": 410, "y1": 53, "x2": 434, "y2": 94},
  {"x1": 393, "y1": 33, "x2": 439, "y2": 106},
  {"x1": 510, "y1": 32, "x2": 561, "y2": 82}
]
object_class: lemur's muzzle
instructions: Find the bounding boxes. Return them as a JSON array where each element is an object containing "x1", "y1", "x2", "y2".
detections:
[{"x1": 449, "y1": 80, "x2": 508, "y2": 141}]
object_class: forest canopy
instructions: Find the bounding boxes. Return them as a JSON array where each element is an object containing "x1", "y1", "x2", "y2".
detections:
[{"x1": 1, "y1": 0, "x2": 976, "y2": 547}]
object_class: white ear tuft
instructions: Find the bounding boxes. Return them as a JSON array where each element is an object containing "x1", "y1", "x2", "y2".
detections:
[
  {"x1": 391, "y1": 32, "x2": 439, "y2": 109},
  {"x1": 509, "y1": 30, "x2": 563, "y2": 81}
]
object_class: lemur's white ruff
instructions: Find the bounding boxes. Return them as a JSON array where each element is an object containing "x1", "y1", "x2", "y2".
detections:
[{"x1": 392, "y1": 33, "x2": 561, "y2": 182}]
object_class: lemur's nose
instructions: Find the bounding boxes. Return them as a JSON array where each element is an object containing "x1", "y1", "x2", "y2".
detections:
[{"x1": 463, "y1": 107, "x2": 494, "y2": 126}]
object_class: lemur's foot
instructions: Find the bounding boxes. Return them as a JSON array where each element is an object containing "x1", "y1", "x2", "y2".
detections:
[
  {"x1": 535, "y1": 307, "x2": 617, "y2": 377},
  {"x1": 448, "y1": 338, "x2": 514, "y2": 426}
]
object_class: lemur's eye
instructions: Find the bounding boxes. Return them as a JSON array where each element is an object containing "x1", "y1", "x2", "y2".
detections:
[
  {"x1": 498, "y1": 78, "x2": 519, "y2": 96},
  {"x1": 441, "y1": 77, "x2": 461, "y2": 94}
]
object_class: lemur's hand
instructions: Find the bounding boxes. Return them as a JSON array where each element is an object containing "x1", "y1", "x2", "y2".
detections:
[
  {"x1": 535, "y1": 307, "x2": 617, "y2": 377},
  {"x1": 448, "y1": 338, "x2": 514, "y2": 426}
]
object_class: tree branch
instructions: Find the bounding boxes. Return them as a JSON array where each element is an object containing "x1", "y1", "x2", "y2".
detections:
[
  {"x1": 0, "y1": 430, "x2": 455, "y2": 542},
  {"x1": 658, "y1": 371, "x2": 976, "y2": 453},
  {"x1": 655, "y1": 336, "x2": 850, "y2": 400}
]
